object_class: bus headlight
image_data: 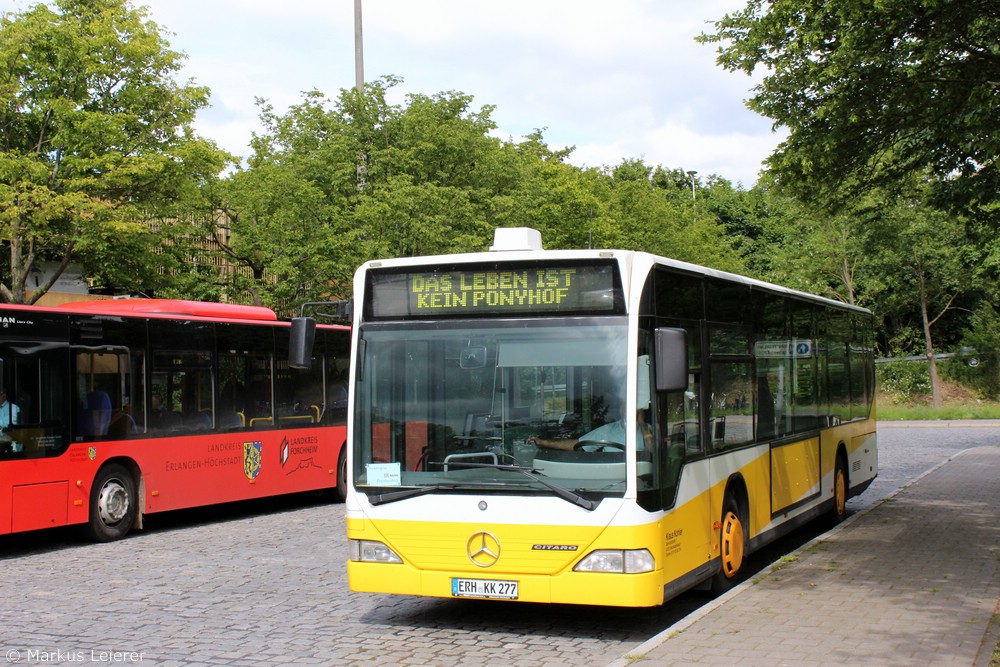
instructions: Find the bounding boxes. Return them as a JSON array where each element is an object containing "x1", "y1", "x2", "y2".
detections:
[
  {"x1": 574, "y1": 549, "x2": 655, "y2": 574},
  {"x1": 349, "y1": 539, "x2": 403, "y2": 563}
]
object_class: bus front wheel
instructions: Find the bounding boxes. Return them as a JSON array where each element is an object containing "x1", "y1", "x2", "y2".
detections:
[
  {"x1": 711, "y1": 495, "x2": 746, "y2": 595},
  {"x1": 87, "y1": 464, "x2": 137, "y2": 542}
]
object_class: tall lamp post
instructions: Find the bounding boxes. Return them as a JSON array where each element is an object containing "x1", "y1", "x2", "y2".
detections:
[
  {"x1": 354, "y1": 0, "x2": 367, "y2": 191},
  {"x1": 686, "y1": 170, "x2": 698, "y2": 223},
  {"x1": 354, "y1": 0, "x2": 364, "y2": 94},
  {"x1": 686, "y1": 170, "x2": 698, "y2": 201}
]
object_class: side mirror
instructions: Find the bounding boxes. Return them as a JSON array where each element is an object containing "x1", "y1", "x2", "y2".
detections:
[
  {"x1": 655, "y1": 327, "x2": 688, "y2": 392},
  {"x1": 289, "y1": 317, "x2": 317, "y2": 369}
]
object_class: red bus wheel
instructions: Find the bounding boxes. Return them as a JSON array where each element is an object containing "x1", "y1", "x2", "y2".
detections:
[{"x1": 87, "y1": 464, "x2": 137, "y2": 542}]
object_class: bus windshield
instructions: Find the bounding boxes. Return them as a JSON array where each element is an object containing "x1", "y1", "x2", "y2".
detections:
[{"x1": 353, "y1": 317, "x2": 633, "y2": 503}]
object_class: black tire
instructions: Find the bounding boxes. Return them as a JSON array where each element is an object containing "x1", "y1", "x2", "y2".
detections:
[
  {"x1": 87, "y1": 464, "x2": 137, "y2": 542},
  {"x1": 335, "y1": 445, "x2": 348, "y2": 502},
  {"x1": 710, "y1": 495, "x2": 746, "y2": 595}
]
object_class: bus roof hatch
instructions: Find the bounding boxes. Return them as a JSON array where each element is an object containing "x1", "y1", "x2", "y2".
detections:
[{"x1": 490, "y1": 227, "x2": 543, "y2": 252}]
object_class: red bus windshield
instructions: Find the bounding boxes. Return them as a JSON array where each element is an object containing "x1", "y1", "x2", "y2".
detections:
[{"x1": 0, "y1": 300, "x2": 350, "y2": 542}]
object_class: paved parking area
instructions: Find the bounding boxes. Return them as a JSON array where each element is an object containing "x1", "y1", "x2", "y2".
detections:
[
  {"x1": 614, "y1": 445, "x2": 1000, "y2": 667},
  {"x1": 2, "y1": 423, "x2": 996, "y2": 666},
  {"x1": 2, "y1": 496, "x2": 709, "y2": 666}
]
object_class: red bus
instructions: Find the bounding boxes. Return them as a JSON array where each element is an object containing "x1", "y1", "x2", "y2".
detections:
[{"x1": 0, "y1": 299, "x2": 350, "y2": 541}]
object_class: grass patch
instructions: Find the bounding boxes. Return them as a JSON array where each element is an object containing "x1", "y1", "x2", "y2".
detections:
[
  {"x1": 877, "y1": 403, "x2": 1000, "y2": 420},
  {"x1": 992, "y1": 639, "x2": 999, "y2": 667},
  {"x1": 992, "y1": 613, "x2": 1000, "y2": 667},
  {"x1": 876, "y1": 380, "x2": 1000, "y2": 420},
  {"x1": 772, "y1": 554, "x2": 799, "y2": 572}
]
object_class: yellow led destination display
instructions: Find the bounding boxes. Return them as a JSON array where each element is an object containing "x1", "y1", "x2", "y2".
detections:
[
  {"x1": 412, "y1": 269, "x2": 575, "y2": 308},
  {"x1": 368, "y1": 262, "x2": 621, "y2": 319}
]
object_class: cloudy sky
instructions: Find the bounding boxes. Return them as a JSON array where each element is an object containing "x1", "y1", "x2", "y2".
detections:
[{"x1": 18, "y1": 0, "x2": 785, "y2": 186}]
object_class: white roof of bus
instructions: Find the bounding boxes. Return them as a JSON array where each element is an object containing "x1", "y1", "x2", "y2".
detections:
[{"x1": 360, "y1": 245, "x2": 870, "y2": 315}]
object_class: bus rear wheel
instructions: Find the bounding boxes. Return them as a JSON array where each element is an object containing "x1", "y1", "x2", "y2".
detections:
[
  {"x1": 711, "y1": 496, "x2": 746, "y2": 595},
  {"x1": 829, "y1": 456, "x2": 848, "y2": 525},
  {"x1": 87, "y1": 464, "x2": 137, "y2": 542}
]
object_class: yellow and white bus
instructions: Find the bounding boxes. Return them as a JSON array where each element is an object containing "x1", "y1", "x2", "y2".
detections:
[{"x1": 340, "y1": 228, "x2": 876, "y2": 607}]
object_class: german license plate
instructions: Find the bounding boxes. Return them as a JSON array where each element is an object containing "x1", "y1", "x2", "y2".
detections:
[{"x1": 451, "y1": 578, "x2": 519, "y2": 600}]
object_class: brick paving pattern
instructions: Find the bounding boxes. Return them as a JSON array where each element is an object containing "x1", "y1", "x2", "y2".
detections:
[{"x1": 613, "y1": 445, "x2": 1000, "y2": 667}]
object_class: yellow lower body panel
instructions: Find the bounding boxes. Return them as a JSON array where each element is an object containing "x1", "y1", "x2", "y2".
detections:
[
  {"x1": 346, "y1": 508, "x2": 713, "y2": 608},
  {"x1": 348, "y1": 560, "x2": 667, "y2": 607}
]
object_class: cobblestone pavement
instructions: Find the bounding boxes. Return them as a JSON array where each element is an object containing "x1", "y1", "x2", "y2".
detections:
[
  {"x1": 1, "y1": 496, "x2": 705, "y2": 666},
  {"x1": 1, "y1": 423, "x2": 996, "y2": 666}
]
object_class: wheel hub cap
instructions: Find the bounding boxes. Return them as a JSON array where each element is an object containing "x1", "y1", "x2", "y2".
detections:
[{"x1": 98, "y1": 481, "x2": 129, "y2": 524}]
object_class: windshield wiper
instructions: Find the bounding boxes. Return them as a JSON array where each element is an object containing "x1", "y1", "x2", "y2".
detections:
[
  {"x1": 440, "y1": 461, "x2": 599, "y2": 511},
  {"x1": 366, "y1": 480, "x2": 512, "y2": 506},
  {"x1": 367, "y1": 483, "x2": 462, "y2": 506}
]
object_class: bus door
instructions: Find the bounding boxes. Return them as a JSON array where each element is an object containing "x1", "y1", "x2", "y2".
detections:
[{"x1": 640, "y1": 324, "x2": 714, "y2": 579}]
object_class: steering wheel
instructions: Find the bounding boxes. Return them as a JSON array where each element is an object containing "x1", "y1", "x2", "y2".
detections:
[{"x1": 574, "y1": 439, "x2": 625, "y2": 453}]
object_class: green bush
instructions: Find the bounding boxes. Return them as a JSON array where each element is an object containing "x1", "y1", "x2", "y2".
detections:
[
  {"x1": 942, "y1": 351, "x2": 1000, "y2": 400},
  {"x1": 876, "y1": 361, "x2": 931, "y2": 404},
  {"x1": 941, "y1": 305, "x2": 1000, "y2": 400}
]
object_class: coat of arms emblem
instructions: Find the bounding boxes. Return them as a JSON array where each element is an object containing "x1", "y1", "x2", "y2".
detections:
[{"x1": 243, "y1": 441, "x2": 262, "y2": 480}]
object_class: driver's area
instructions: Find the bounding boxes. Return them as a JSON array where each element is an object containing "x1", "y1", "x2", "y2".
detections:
[{"x1": 354, "y1": 322, "x2": 635, "y2": 501}]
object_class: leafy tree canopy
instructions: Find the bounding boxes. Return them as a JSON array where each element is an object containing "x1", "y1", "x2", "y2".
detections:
[
  {"x1": 218, "y1": 77, "x2": 747, "y2": 311},
  {"x1": 700, "y1": 0, "x2": 1000, "y2": 212},
  {"x1": 0, "y1": 0, "x2": 231, "y2": 303}
]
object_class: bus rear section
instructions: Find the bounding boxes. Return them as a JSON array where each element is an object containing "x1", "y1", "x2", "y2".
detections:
[{"x1": 0, "y1": 299, "x2": 351, "y2": 541}]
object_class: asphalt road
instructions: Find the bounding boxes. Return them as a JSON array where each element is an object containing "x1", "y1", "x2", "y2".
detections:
[{"x1": 1, "y1": 422, "x2": 996, "y2": 666}]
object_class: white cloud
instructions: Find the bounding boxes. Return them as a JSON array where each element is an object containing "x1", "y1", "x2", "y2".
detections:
[{"x1": 130, "y1": 0, "x2": 780, "y2": 185}]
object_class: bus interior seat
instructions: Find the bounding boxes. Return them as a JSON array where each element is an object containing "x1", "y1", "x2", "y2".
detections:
[
  {"x1": 464, "y1": 412, "x2": 491, "y2": 434},
  {"x1": 218, "y1": 412, "x2": 244, "y2": 430},
  {"x1": 107, "y1": 410, "x2": 136, "y2": 436},
  {"x1": 186, "y1": 412, "x2": 213, "y2": 430},
  {"x1": 462, "y1": 412, "x2": 495, "y2": 444},
  {"x1": 80, "y1": 390, "x2": 112, "y2": 437}
]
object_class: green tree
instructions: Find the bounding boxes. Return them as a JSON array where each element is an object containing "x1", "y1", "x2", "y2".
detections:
[
  {"x1": 601, "y1": 162, "x2": 744, "y2": 272},
  {"x1": 860, "y1": 183, "x2": 976, "y2": 406},
  {"x1": 701, "y1": 0, "x2": 1000, "y2": 212},
  {"x1": 219, "y1": 78, "x2": 513, "y2": 308},
  {"x1": 492, "y1": 134, "x2": 607, "y2": 251},
  {"x1": 0, "y1": 0, "x2": 229, "y2": 303},
  {"x1": 349, "y1": 85, "x2": 500, "y2": 259},
  {"x1": 949, "y1": 303, "x2": 1000, "y2": 399},
  {"x1": 751, "y1": 186, "x2": 869, "y2": 306},
  {"x1": 214, "y1": 91, "x2": 357, "y2": 307},
  {"x1": 223, "y1": 78, "x2": 748, "y2": 310}
]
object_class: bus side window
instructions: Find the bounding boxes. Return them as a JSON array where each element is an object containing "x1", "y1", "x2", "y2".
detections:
[
  {"x1": 710, "y1": 361, "x2": 753, "y2": 451},
  {"x1": 73, "y1": 350, "x2": 132, "y2": 441}
]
